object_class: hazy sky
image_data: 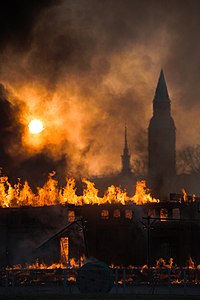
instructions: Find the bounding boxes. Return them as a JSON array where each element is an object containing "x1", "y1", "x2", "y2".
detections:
[{"x1": 0, "y1": 0, "x2": 200, "y2": 179}]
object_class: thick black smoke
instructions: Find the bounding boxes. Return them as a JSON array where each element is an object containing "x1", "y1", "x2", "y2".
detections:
[{"x1": 0, "y1": 0, "x2": 57, "y2": 50}]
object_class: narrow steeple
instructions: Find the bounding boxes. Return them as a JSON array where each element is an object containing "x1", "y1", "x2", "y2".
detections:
[
  {"x1": 153, "y1": 69, "x2": 171, "y2": 117},
  {"x1": 154, "y1": 69, "x2": 169, "y2": 101},
  {"x1": 121, "y1": 125, "x2": 131, "y2": 175},
  {"x1": 124, "y1": 125, "x2": 128, "y2": 151}
]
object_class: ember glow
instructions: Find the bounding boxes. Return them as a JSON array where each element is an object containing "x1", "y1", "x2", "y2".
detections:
[
  {"x1": 28, "y1": 119, "x2": 44, "y2": 134},
  {"x1": 0, "y1": 173, "x2": 159, "y2": 207},
  {"x1": 7, "y1": 257, "x2": 84, "y2": 270},
  {"x1": 7, "y1": 256, "x2": 200, "y2": 271}
]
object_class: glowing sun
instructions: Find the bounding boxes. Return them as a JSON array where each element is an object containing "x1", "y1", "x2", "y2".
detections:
[{"x1": 28, "y1": 119, "x2": 44, "y2": 134}]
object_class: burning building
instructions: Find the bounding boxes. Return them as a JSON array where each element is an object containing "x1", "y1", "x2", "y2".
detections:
[
  {"x1": 0, "y1": 174, "x2": 158, "y2": 267},
  {"x1": 0, "y1": 69, "x2": 199, "y2": 271},
  {"x1": 0, "y1": 172, "x2": 199, "y2": 269}
]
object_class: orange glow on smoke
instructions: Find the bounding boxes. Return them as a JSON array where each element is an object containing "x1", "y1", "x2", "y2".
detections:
[
  {"x1": 10, "y1": 84, "x2": 93, "y2": 164},
  {"x1": 0, "y1": 172, "x2": 159, "y2": 207}
]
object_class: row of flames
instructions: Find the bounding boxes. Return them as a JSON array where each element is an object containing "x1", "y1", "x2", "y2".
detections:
[
  {"x1": 6, "y1": 257, "x2": 200, "y2": 270},
  {"x1": 0, "y1": 172, "x2": 159, "y2": 208},
  {"x1": 7, "y1": 258, "x2": 84, "y2": 270},
  {"x1": 5, "y1": 257, "x2": 200, "y2": 287}
]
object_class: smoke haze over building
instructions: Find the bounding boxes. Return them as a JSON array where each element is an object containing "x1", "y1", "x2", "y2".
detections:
[{"x1": 0, "y1": 0, "x2": 200, "y2": 181}]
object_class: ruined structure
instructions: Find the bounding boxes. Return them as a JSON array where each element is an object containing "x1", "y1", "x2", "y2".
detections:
[{"x1": 1, "y1": 198, "x2": 200, "y2": 268}]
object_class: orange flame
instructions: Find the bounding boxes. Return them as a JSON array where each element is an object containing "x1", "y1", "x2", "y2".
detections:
[
  {"x1": 182, "y1": 188, "x2": 187, "y2": 202},
  {"x1": 7, "y1": 257, "x2": 85, "y2": 270},
  {"x1": 156, "y1": 257, "x2": 174, "y2": 269},
  {"x1": 187, "y1": 256, "x2": 195, "y2": 269},
  {"x1": 7, "y1": 256, "x2": 200, "y2": 271},
  {"x1": 0, "y1": 172, "x2": 159, "y2": 207},
  {"x1": 131, "y1": 180, "x2": 158, "y2": 205}
]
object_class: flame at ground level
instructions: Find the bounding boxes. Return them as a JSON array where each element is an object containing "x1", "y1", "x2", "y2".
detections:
[
  {"x1": 0, "y1": 172, "x2": 159, "y2": 207},
  {"x1": 5, "y1": 258, "x2": 200, "y2": 288},
  {"x1": 6, "y1": 257, "x2": 85, "y2": 270},
  {"x1": 5, "y1": 256, "x2": 200, "y2": 270}
]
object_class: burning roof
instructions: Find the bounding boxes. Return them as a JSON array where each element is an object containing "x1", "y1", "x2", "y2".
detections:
[{"x1": 0, "y1": 172, "x2": 159, "y2": 207}]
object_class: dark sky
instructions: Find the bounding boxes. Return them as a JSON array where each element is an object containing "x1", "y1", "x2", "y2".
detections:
[{"x1": 0, "y1": 0, "x2": 200, "y2": 179}]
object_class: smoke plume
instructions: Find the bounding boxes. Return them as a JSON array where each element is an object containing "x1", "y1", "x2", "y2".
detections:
[{"x1": 0, "y1": 0, "x2": 199, "y2": 182}]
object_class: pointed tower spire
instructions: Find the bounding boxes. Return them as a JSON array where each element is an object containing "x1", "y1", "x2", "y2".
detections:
[
  {"x1": 153, "y1": 69, "x2": 171, "y2": 117},
  {"x1": 124, "y1": 125, "x2": 128, "y2": 150},
  {"x1": 154, "y1": 69, "x2": 169, "y2": 101},
  {"x1": 121, "y1": 125, "x2": 132, "y2": 175}
]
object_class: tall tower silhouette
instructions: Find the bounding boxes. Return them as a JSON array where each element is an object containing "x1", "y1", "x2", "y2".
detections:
[
  {"x1": 148, "y1": 69, "x2": 176, "y2": 199},
  {"x1": 121, "y1": 126, "x2": 132, "y2": 175}
]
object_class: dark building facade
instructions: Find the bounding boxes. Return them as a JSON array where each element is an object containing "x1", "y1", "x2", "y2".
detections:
[
  {"x1": 148, "y1": 70, "x2": 176, "y2": 200},
  {"x1": 0, "y1": 201, "x2": 200, "y2": 268}
]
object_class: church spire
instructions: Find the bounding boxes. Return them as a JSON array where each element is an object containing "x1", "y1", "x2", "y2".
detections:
[
  {"x1": 121, "y1": 125, "x2": 131, "y2": 175},
  {"x1": 154, "y1": 69, "x2": 169, "y2": 101},
  {"x1": 124, "y1": 125, "x2": 128, "y2": 151},
  {"x1": 153, "y1": 69, "x2": 171, "y2": 117}
]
